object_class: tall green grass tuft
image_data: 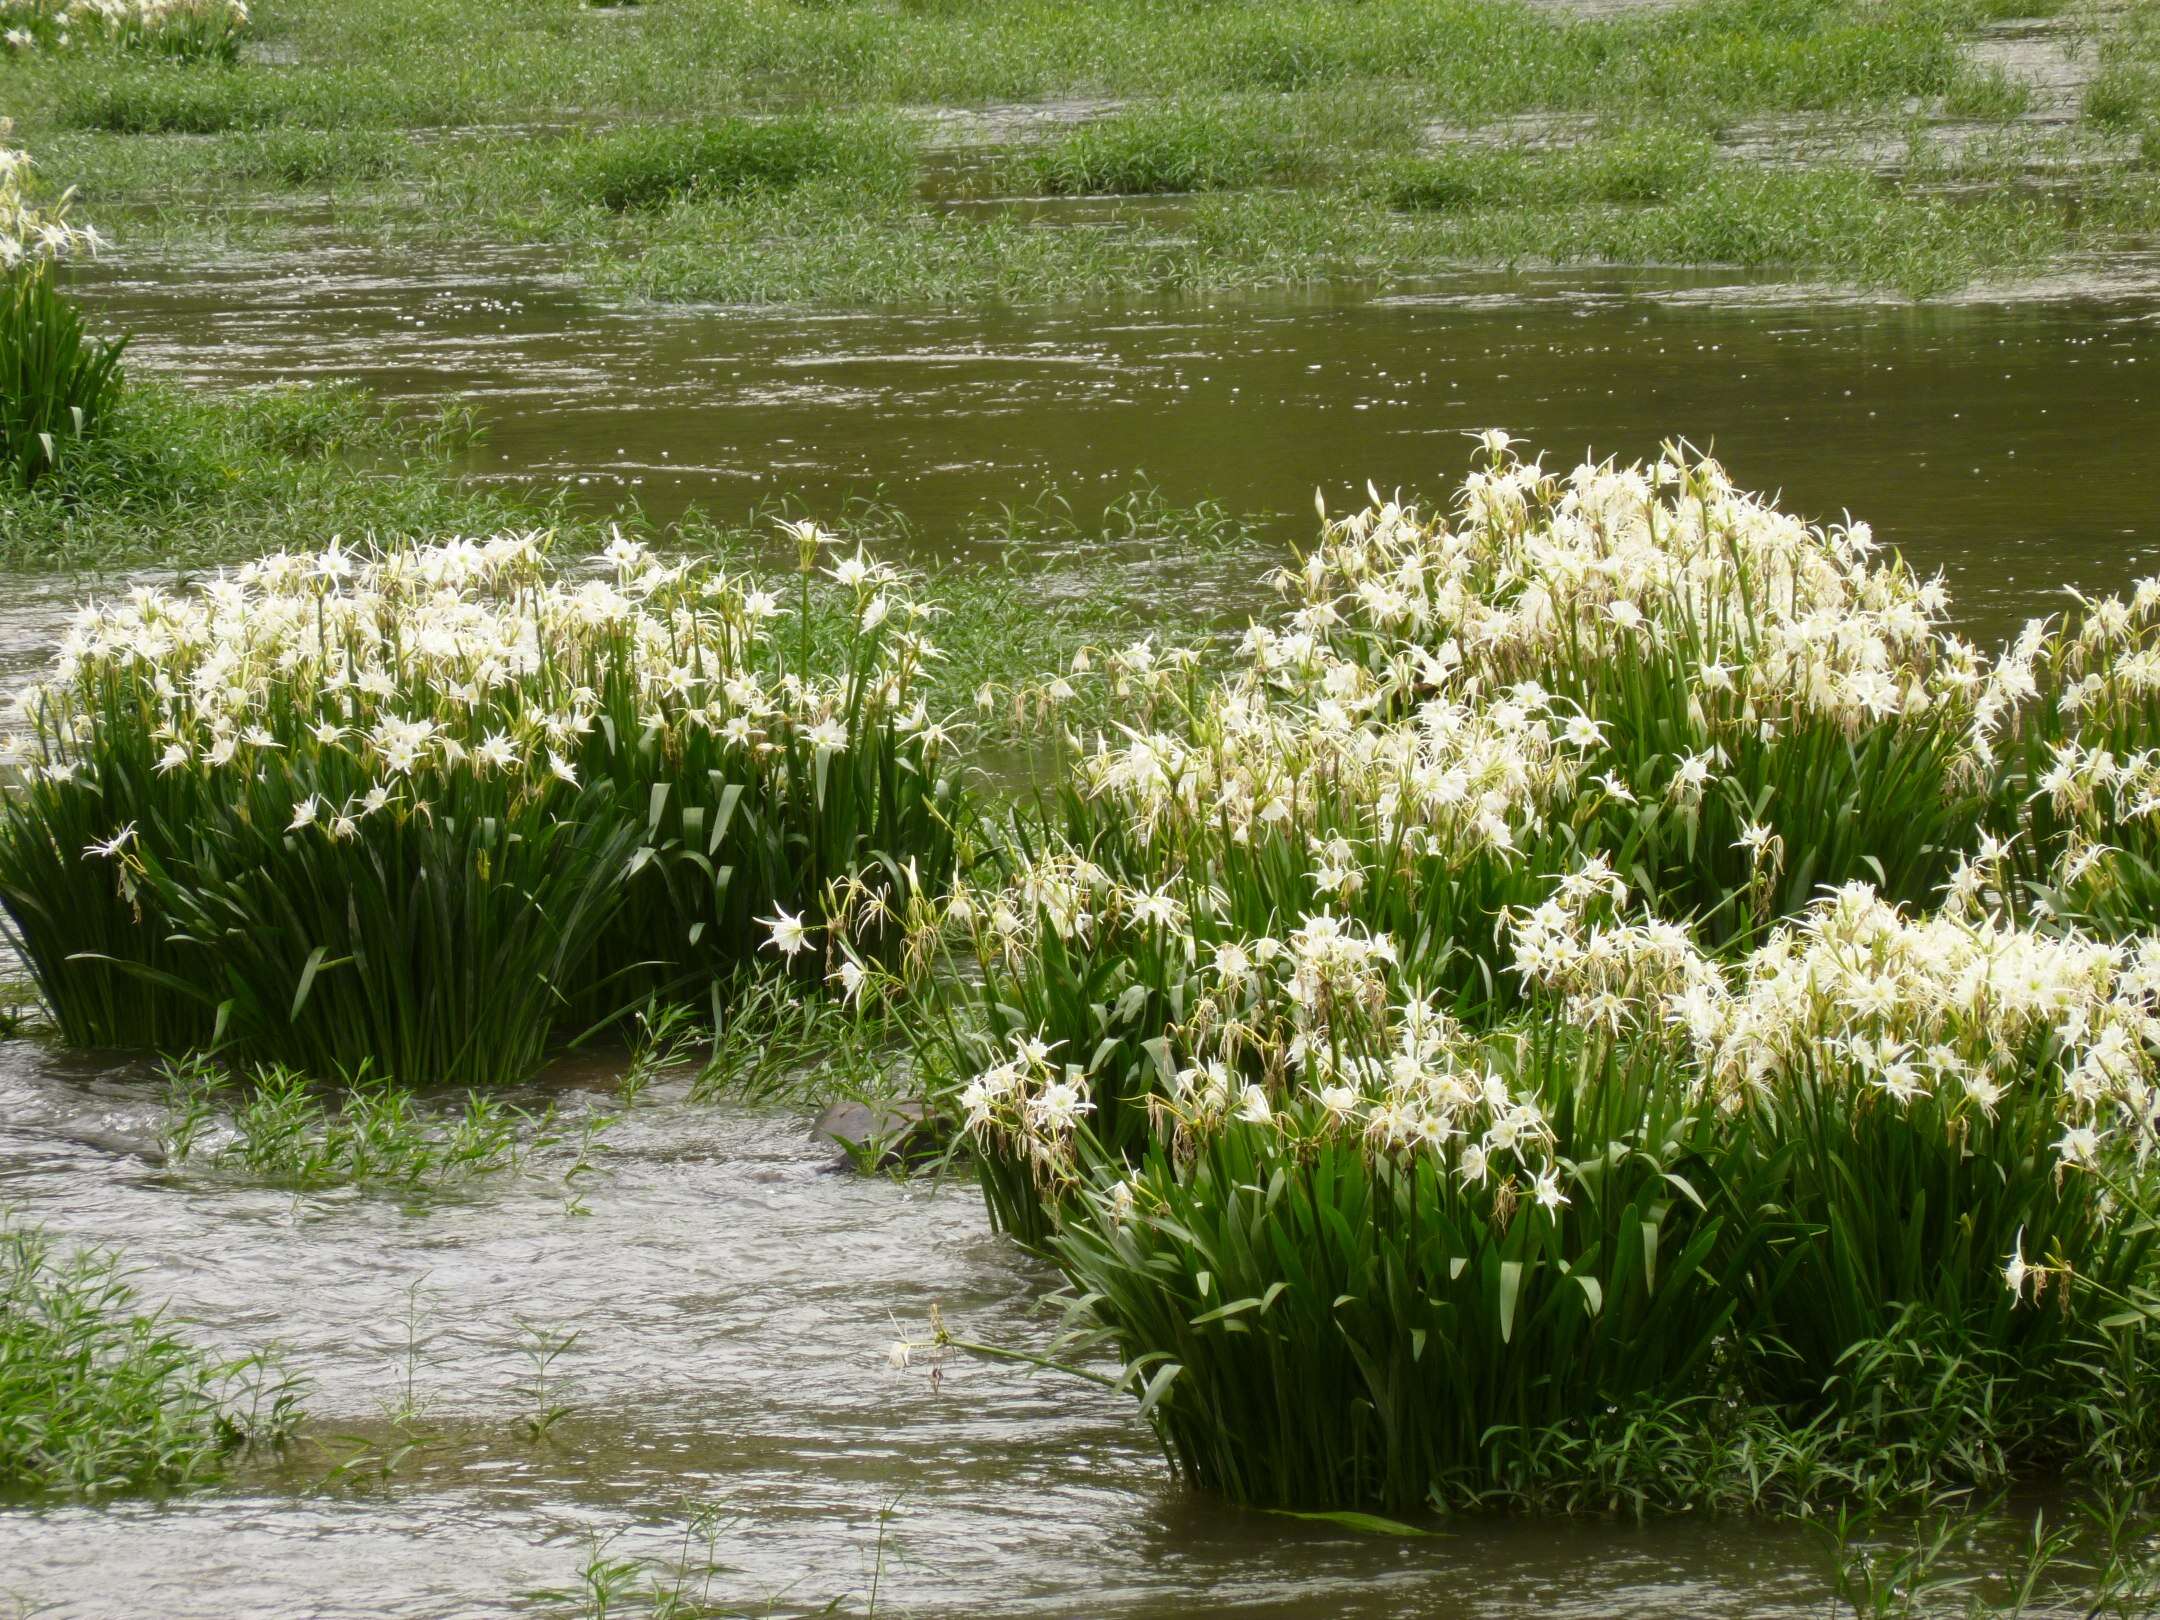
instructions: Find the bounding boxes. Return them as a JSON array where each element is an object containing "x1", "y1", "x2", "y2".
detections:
[
  {"x1": 1380, "y1": 130, "x2": 1718, "y2": 213},
  {"x1": 1025, "y1": 103, "x2": 1303, "y2": 196},
  {"x1": 559, "y1": 114, "x2": 915, "y2": 212},
  {"x1": 54, "y1": 65, "x2": 288, "y2": 134}
]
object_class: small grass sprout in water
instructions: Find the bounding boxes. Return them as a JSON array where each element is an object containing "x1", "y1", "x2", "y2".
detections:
[
  {"x1": 510, "y1": 1318, "x2": 581, "y2": 1444},
  {"x1": 158, "y1": 1053, "x2": 539, "y2": 1189},
  {"x1": 535, "y1": 1502, "x2": 742, "y2": 1620}
]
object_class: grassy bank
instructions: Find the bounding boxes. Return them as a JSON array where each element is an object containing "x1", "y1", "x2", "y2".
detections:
[
  {"x1": 0, "y1": 378, "x2": 549, "y2": 569},
  {"x1": 5, "y1": 0, "x2": 2039, "y2": 125},
  {"x1": 0, "y1": 0, "x2": 2150, "y2": 300}
]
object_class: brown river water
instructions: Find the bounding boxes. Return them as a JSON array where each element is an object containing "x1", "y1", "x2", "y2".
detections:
[
  {"x1": 5, "y1": 245, "x2": 2159, "y2": 1615},
  {"x1": 57, "y1": 240, "x2": 2160, "y2": 634}
]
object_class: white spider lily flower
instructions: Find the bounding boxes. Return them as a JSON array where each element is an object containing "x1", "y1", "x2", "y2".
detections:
[
  {"x1": 761, "y1": 907, "x2": 810, "y2": 959},
  {"x1": 84, "y1": 824, "x2": 135, "y2": 859}
]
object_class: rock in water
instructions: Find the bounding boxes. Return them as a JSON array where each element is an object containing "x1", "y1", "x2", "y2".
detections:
[{"x1": 811, "y1": 1098, "x2": 936, "y2": 1170}]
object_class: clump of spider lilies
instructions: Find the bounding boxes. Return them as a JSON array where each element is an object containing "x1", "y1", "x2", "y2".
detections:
[
  {"x1": 904, "y1": 437, "x2": 2160, "y2": 1510},
  {"x1": 1981, "y1": 587, "x2": 2160, "y2": 934},
  {"x1": 0, "y1": 138, "x2": 105, "y2": 270},
  {"x1": 1, "y1": 0, "x2": 248, "y2": 59},
  {"x1": 0, "y1": 528, "x2": 963, "y2": 1084},
  {"x1": 1, "y1": 134, "x2": 124, "y2": 488}
]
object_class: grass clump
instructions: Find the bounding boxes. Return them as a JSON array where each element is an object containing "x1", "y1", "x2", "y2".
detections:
[
  {"x1": 686, "y1": 972, "x2": 892, "y2": 1103},
  {"x1": 50, "y1": 62, "x2": 288, "y2": 135},
  {"x1": 0, "y1": 1213, "x2": 299, "y2": 1496},
  {"x1": 223, "y1": 126, "x2": 409, "y2": 186},
  {"x1": 1378, "y1": 129, "x2": 1719, "y2": 212},
  {"x1": 0, "y1": 528, "x2": 964, "y2": 1084},
  {"x1": 1024, "y1": 102, "x2": 1313, "y2": 197},
  {"x1": 558, "y1": 114, "x2": 914, "y2": 212},
  {"x1": 1372, "y1": 139, "x2": 2063, "y2": 295}
]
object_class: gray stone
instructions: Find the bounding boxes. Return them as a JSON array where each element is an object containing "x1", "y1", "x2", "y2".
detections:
[{"x1": 811, "y1": 1098, "x2": 936, "y2": 1170}]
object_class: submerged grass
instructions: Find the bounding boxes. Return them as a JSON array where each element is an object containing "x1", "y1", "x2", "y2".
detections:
[
  {"x1": 0, "y1": 1213, "x2": 300, "y2": 1496},
  {"x1": 158, "y1": 1053, "x2": 541, "y2": 1187},
  {"x1": 609, "y1": 168, "x2": 2064, "y2": 305},
  {"x1": 1014, "y1": 96, "x2": 1415, "y2": 196}
]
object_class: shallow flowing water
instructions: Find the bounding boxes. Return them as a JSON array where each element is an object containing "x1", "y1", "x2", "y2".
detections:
[
  {"x1": 0, "y1": 1040, "x2": 1979, "y2": 1618},
  {"x1": 65, "y1": 244, "x2": 2160, "y2": 646}
]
